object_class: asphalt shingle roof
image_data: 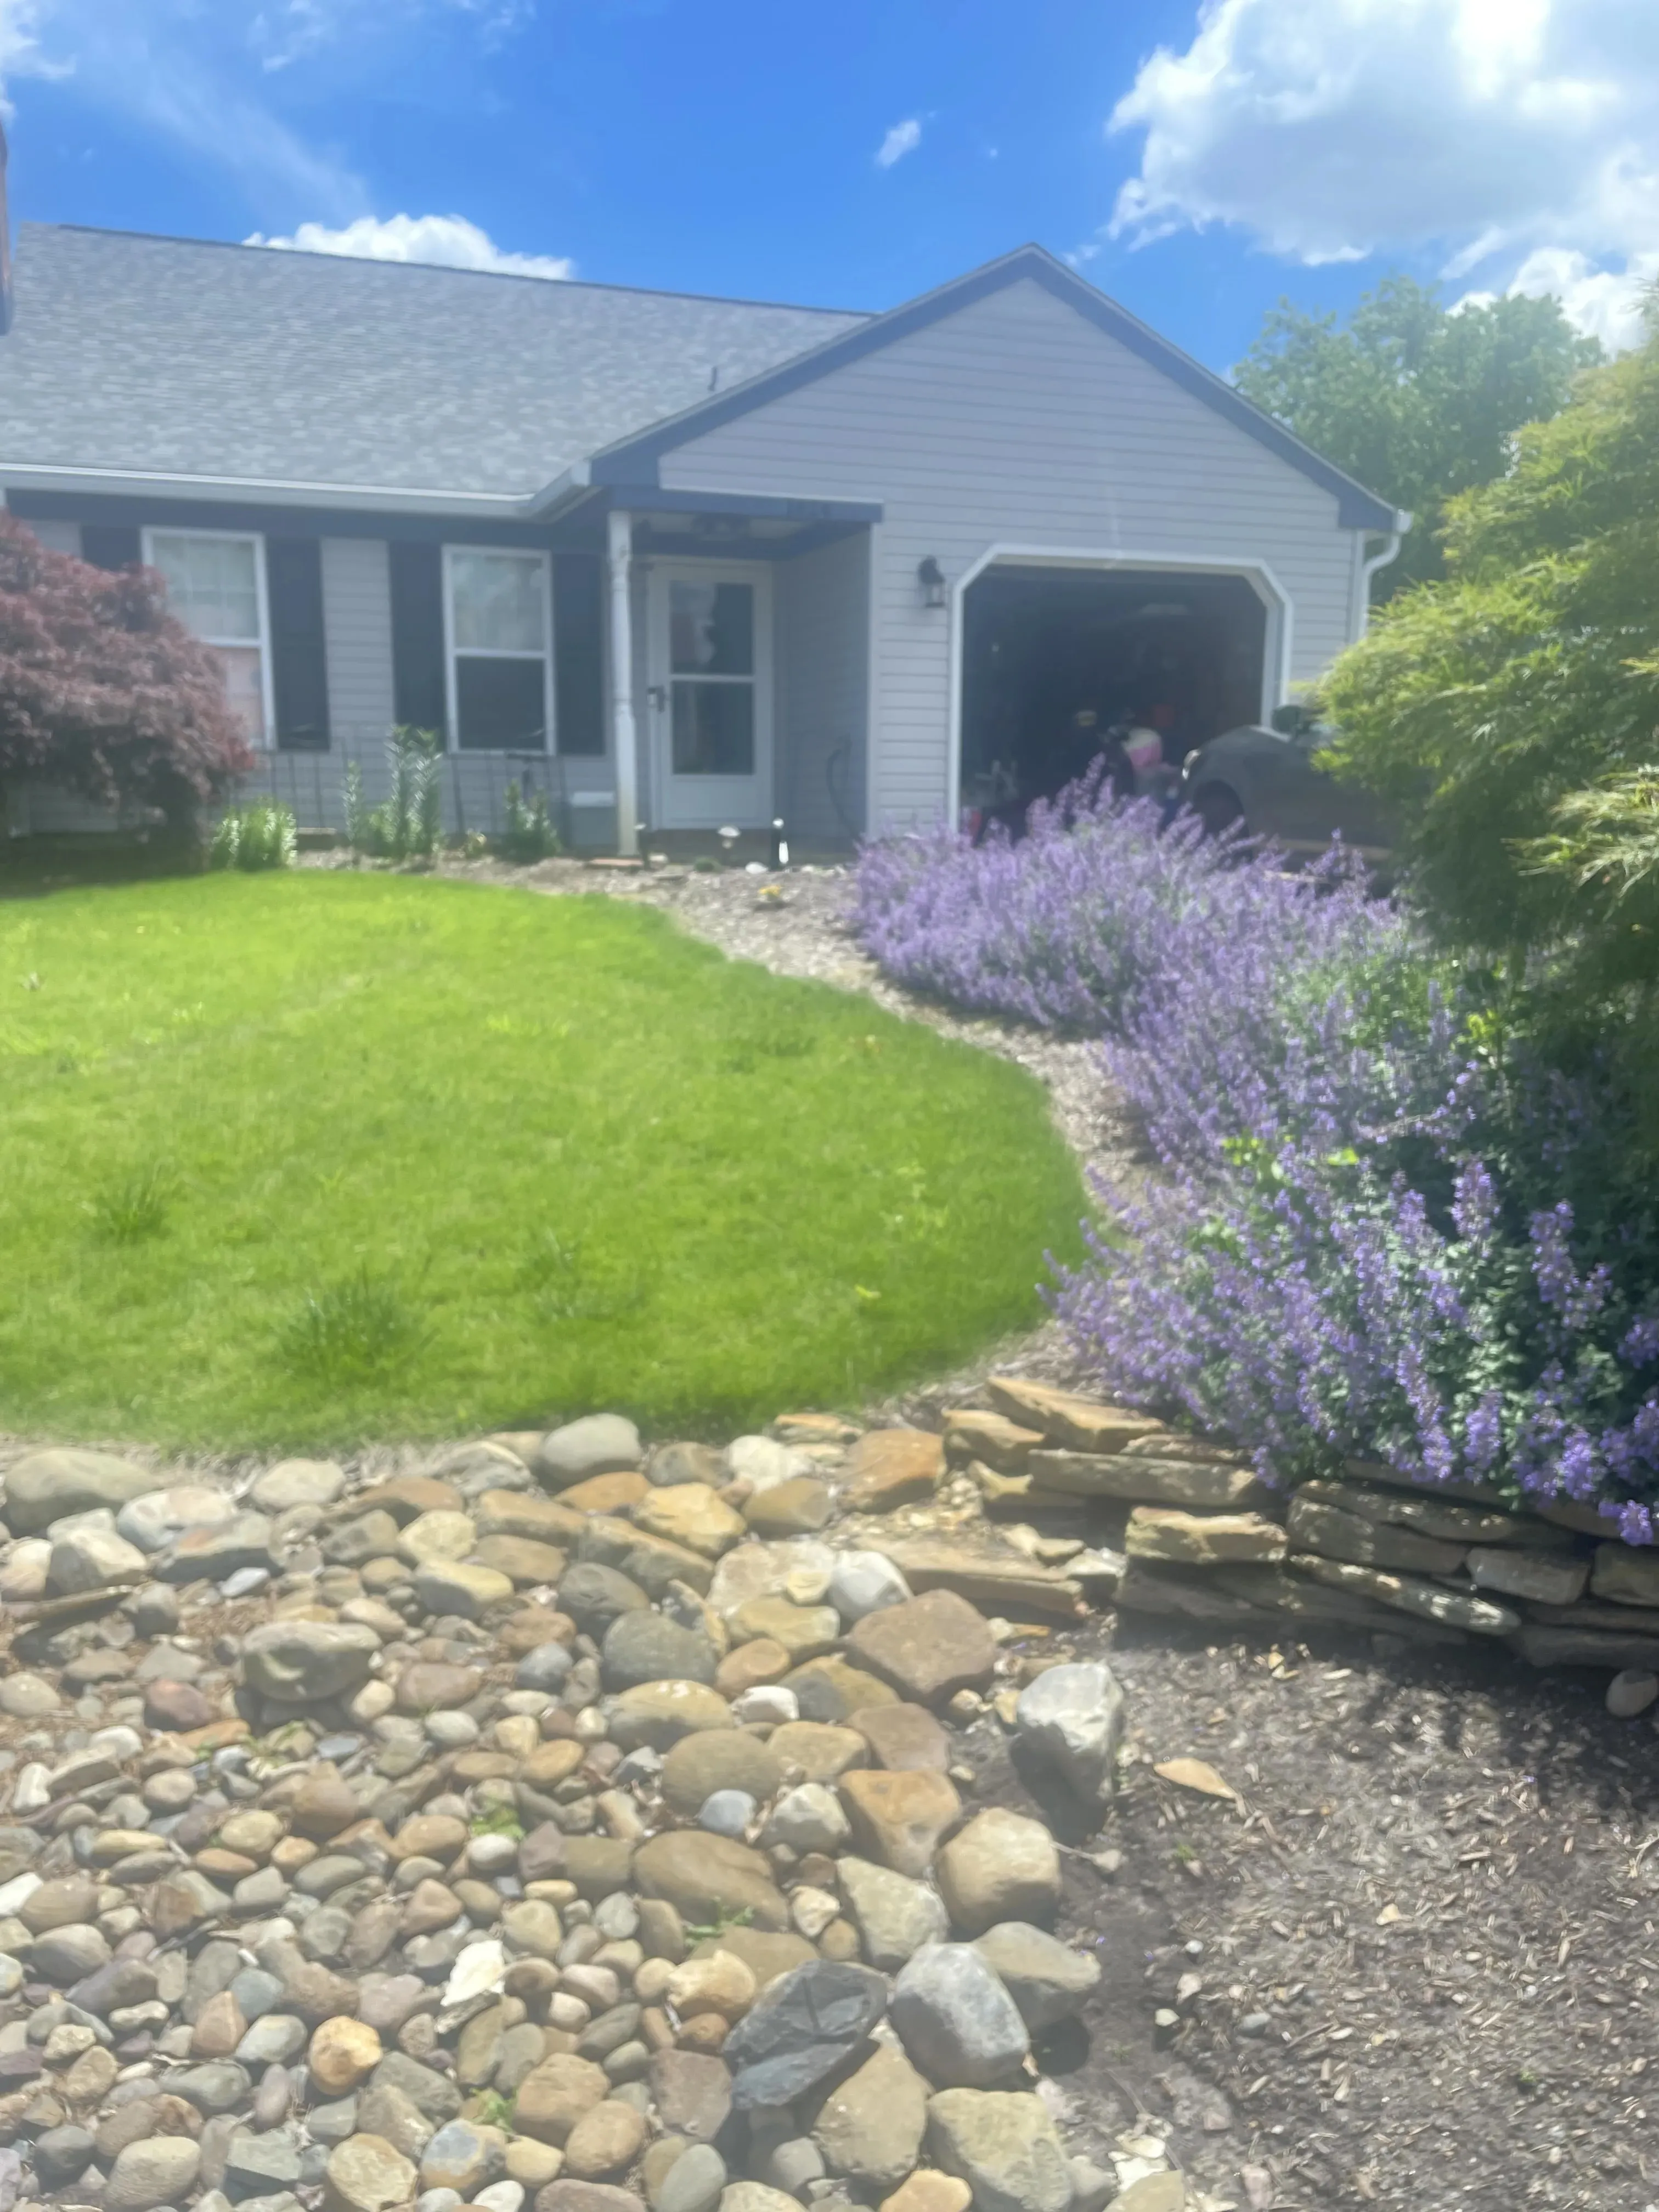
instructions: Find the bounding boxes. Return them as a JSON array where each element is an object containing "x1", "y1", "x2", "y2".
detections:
[{"x1": 0, "y1": 225, "x2": 869, "y2": 497}]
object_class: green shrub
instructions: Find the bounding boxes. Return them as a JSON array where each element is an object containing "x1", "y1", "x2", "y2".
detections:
[
  {"x1": 498, "y1": 781, "x2": 560, "y2": 864},
  {"x1": 210, "y1": 802, "x2": 296, "y2": 871},
  {"x1": 1322, "y1": 301, "x2": 1659, "y2": 999}
]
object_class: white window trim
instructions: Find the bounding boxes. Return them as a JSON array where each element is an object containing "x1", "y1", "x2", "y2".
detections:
[
  {"x1": 141, "y1": 526, "x2": 276, "y2": 751},
  {"x1": 442, "y1": 544, "x2": 556, "y2": 756}
]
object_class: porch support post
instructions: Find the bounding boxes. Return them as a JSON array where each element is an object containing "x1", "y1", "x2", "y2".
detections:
[{"x1": 607, "y1": 507, "x2": 640, "y2": 857}]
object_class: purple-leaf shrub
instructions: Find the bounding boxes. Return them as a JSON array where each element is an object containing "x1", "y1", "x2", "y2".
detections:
[{"x1": 856, "y1": 784, "x2": 1659, "y2": 1532}]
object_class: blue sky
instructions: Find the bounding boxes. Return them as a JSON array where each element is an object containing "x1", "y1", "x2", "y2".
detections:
[{"x1": 2, "y1": 0, "x2": 1656, "y2": 366}]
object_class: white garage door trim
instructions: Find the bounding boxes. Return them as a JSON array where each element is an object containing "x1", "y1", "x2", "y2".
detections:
[{"x1": 946, "y1": 543, "x2": 1294, "y2": 832}]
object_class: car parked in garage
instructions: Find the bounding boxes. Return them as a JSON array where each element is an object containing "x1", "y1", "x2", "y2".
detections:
[{"x1": 1181, "y1": 706, "x2": 1396, "y2": 855}]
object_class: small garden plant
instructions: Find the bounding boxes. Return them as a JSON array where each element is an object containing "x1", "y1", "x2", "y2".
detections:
[
  {"x1": 344, "y1": 725, "x2": 443, "y2": 860},
  {"x1": 209, "y1": 800, "x2": 297, "y2": 872},
  {"x1": 496, "y1": 780, "x2": 560, "y2": 863}
]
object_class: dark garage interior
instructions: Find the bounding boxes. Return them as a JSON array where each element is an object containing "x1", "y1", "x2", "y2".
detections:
[{"x1": 958, "y1": 565, "x2": 1268, "y2": 827}]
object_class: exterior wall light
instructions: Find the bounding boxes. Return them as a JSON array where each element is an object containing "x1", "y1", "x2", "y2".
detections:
[{"x1": 917, "y1": 556, "x2": 948, "y2": 610}]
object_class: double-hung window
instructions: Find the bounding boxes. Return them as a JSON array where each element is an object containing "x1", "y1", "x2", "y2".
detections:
[
  {"x1": 143, "y1": 529, "x2": 273, "y2": 746},
  {"x1": 445, "y1": 548, "x2": 553, "y2": 752}
]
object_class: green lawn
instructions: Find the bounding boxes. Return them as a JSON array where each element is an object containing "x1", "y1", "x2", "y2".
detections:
[{"x1": 0, "y1": 872, "x2": 1084, "y2": 1448}]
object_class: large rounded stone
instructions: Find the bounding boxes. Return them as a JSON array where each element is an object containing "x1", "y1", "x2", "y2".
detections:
[
  {"x1": 971, "y1": 1925, "x2": 1101, "y2": 2032},
  {"x1": 934, "y1": 1812, "x2": 1061, "y2": 1937},
  {"x1": 242, "y1": 1620, "x2": 381, "y2": 1704},
  {"x1": 251, "y1": 1458, "x2": 347, "y2": 1512},
  {"x1": 563, "y1": 2101, "x2": 648, "y2": 2180},
  {"x1": 20, "y1": 1878, "x2": 98, "y2": 1935},
  {"x1": 4, "y1": 1448, "x2": 157, "y2": 1534},
  {"x1": 661, "y1": 1733, "x2": 782, "y2": 1818},
  {"x1": 534, "y1": 1415, "x2": 643, "y2": 1488},
  {"x1": 837, "y1": 1857, "x2": 949, "y2": 1970},
  {"x1": 812, "y1": 2043, "x2": 928, "y2": 2192},
  {"x1": 608, "y1": 1681, "x2": 734, "y2": 1753},
  {"x1": 742, "y1": 1480, "x2": 835, "y2": 1539},
  {"x1": 841, "y1": 1429, "x2": 945, "y2": 1512},
  {"x1": 413, "y1": 1560, "x2": 515, "y2": 1618},
  {"x1": 1012, "y1": 1664, "x2": 1124, "y2": 1812},
  {"x1": 838, "y1": 1770, "x2": 962, "y2": 1880},
  {"x1": 728, "y1": 1596, "x2": 840, "y2": 1661},
  {"x1": 558, "y1": 1563, "x2": 651, "y2": 1634},
  {"x1": 324, "y1": 2133, "x2": 420, "y2": 2212},
  {"x1": 48, "y1": 1524, "x2": 148, "y2": 1595},
  {"x1": 104, "y1": 2136, "x2": 202, "y2": 2212},
  {"x1": 652, "y1": 2142, "x2": 726, "y2": 2212},
  {"x1": 846, "y1": 1592, "x2": 997, "y2": 1707},
  {"x1": 514, "y1": 2053, "x2": 611, "y2": 2146},
  {"x1": 768, "y1": 1722, "x2": 868, "y2": 1784},
  {"x1": 924, "y1": 2091, "x2": 1073, "y2": 2212},
  {"x1": 398, "y1": 1510, "x2": 478, "y2": 1566},
  {"x1": 117, "y1": 1484, "x2": 238, "y2": 1554},
  {"x1": 420, "y1": 2119, "x2": 508, "y2": 2196},
  {"x1": 311, "y1": 2016, "x2": 384, "y2": 2094},
  {"x1": 631, "y1": 1485, "x2": 747, "y2": 1560},
  {"x1": 395, "y1": 1661, "x2": 483, "y2": 1713},
  {"x1": 633, "y1": 1833, "x2": 788, "y2": 1933},
  {"x1": 601, "y1": 1613, "x2": 716, "y2": 1692},
  {"x1": 890, "y1": 1945, "x2": 1030, "y2": 2088},
  {"x1": 646, "y1": 2050, "x2": 732, "y2": 2142}
]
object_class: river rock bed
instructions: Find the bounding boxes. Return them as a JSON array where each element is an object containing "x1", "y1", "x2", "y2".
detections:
[
  {"x1": 0, "y1": 1384, "x2": 1656, "y2": 2212},
  {"x1": 0, "y1": 1401, "x2": 1199, "y2": 2212}
]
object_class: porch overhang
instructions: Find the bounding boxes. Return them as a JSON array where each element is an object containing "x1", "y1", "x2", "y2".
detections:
[{"x1": 554, "y1": 481, "x2": 882, "y2": 563}]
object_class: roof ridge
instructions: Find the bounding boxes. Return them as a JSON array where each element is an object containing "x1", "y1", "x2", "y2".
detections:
[{"x1": 18, "y1": 221, "x2": 875, "y2": 320}]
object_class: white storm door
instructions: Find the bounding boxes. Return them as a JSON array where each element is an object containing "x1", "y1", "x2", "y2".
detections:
[{"x1": 647, "y1": 563, "x2": 772, "y2": 828}]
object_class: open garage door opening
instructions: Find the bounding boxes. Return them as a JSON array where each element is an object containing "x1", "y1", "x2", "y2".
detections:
[{"x1": 959, "y1": 565, "x2": 1269, "y2": 833}]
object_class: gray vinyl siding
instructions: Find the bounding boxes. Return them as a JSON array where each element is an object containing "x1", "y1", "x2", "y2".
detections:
[
  {"x1": 658, "y1": 276, "x2": 1364, "y2": 829},
  {"x1": 775, "y1": 532, "x2": 868, "y2": 844},
  {"x1": 320, "y1": 536, "x2": 396, "y2": 746}
]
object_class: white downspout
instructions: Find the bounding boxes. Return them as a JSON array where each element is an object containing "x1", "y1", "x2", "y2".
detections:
[
  {"x1": 1354, "y1": 512, "x2": 1410, "y2": 637},
  {"x1": 607, "y1": 508, "x2": 640, "y2": 858}
]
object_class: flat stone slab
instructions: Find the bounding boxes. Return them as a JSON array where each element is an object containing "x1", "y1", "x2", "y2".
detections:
[
  {"x1": 845, "y1": 1589, "x2": 998, "y2": 1705},
  {"x1": 1025, "y1": 1450, "x2": 1260, "y2": 1509},
  {"x1": 1288, "y1": 1553, "x2": 1521, "y2": 1635},
  {"x1": 984, "y1": 1379, "x2": 1165, "y2": 1454},
  {"x1": 1124, "y1": 1507, "x2": 1287, "y2": 1566}
]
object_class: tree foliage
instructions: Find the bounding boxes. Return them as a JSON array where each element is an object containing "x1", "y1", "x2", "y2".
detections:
[
  {"x1": 1235, "y1": 275, "x2": 1601, "y2": 593},
  {"x1": 0, "y1": 516, "x2": 251, "y2": 831},
  {"x1": 1322, "y1": 309, "x2": 1659, "y2": 1024}
]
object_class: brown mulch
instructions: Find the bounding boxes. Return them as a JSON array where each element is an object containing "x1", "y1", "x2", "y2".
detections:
[{"x1": 969, "y1": 1608, "x2": 1659, "y2": 2212}]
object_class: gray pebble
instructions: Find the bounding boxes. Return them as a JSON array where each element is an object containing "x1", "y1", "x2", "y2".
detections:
[
  {"x1": 696, "y1": 1791, "x2": 757, "y2": 1838},
  {"x1": 656, "y1": 2143, "x2": 727, "y2": 2212}
]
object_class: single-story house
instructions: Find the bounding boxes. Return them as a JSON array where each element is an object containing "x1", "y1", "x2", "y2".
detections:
[{"x1": 0, "y1": 200, "x2": 1406, "y2": 851}]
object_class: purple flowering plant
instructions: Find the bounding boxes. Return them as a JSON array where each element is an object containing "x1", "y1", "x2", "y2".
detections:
[{"x1": 855, "y1": 780, "x2": 1659, "y2": 1535}]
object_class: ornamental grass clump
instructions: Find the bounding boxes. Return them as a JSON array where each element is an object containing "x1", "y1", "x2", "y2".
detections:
[{"x1": 856, "y1": 786, "x2": 1659, "y2": 1535}]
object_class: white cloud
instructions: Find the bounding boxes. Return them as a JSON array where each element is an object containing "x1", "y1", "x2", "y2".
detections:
[
  {"x1": 247, "y1": 211, "x2": 573, "y2": 278},
  {"x1": 0, "y1": 0, "x2": 529, "y2": 221},
  {"x1": 875, "y1": 116, "x2": 922, "y2": 168},
  {"x1": 1106, "y1": 0, "x2": 1659, "y2": 345}
]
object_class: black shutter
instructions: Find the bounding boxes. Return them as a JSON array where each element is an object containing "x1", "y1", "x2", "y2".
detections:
[
  {"x1": 267, "y1": 535, "x2": 330, "y2": 752},
  {"x1": 390, "y1": 541, "x2": 447, "y2": 737},
  {"x1": 553, "y1": 552, "x2": 605, "y2": 755},
  {"x1": 81, "y1": 524, "x2": 142, "y2": 572}
]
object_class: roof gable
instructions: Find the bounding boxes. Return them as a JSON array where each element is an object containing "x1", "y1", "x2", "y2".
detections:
[{"x1": 591, "y1": 245, "x2": 1400, "y2": 534}]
